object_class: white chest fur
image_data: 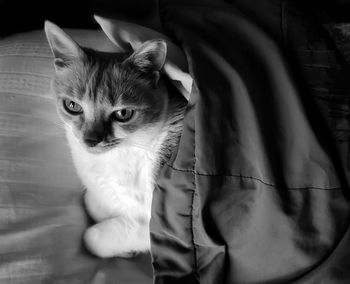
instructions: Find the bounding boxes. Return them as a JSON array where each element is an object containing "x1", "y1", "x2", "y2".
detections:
[{"x1": 66, "y1": 128, "x2": 160, "y2": 224}]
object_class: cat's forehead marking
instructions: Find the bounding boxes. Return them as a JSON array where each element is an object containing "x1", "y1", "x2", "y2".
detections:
[
  {"x1": 83, "y1": 59, "x2": 121, "y2": 106},
  {"x1": 69, "y1": 49, "x2": 155, "y2": 110}
]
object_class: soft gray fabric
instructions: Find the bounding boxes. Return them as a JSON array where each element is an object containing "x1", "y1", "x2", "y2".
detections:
[{"x1": 150, "y1": 1, "x2": 350, "y2": 283}]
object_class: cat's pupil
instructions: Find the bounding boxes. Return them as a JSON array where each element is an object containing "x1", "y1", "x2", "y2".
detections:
[
  {"x1": 63, "y1": 98, "x2": 83, "y2": 115},
  {"x1": 114, "y1": 109, "x2": 134, "y2": 122}
]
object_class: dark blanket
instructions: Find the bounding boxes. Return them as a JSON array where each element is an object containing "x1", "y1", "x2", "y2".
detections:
[{"x1": 150, "y1": 0, "x2": 350, "y2": 283}]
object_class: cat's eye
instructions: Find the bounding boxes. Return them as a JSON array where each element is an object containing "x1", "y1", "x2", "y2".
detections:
[
  {"x1": 114, "y1": 109, "x2": 135, "y2": 123},
  {"x1": 63, "y1": 99, "x2": 83, "y2": 115}
]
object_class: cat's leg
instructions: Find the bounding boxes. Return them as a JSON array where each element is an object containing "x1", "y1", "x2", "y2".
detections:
[{"x1": 84, "y1": 217, "x2": 150, "y2": 258}]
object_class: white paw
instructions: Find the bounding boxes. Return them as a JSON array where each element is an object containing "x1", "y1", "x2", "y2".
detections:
[
  {"x1": 84, "y1": 226, "x2": 114, "y2": 258},
  {"x1": 83, "y1": 225, "x2": 142, "y2": 258}
]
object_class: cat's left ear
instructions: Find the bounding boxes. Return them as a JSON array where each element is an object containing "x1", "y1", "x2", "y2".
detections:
[
  {"x1": 126, "y1": 40, "x2": 167, "y2": 85},
  {"x1": 44, "y1": 20, "x2": 85, "y2": 71}
]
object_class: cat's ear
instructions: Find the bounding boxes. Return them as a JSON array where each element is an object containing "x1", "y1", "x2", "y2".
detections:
[
  {"x1": 125, "y1": 39, "x2": 167, "y2": 84},
  {"x1": 44, "y1": 21, "x2": 85, "y2": 71}
]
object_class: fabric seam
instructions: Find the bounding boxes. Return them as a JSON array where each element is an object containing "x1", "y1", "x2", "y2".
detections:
[
  {"x1": 190, "y1": 100, "x2": 199, "y2": 283},
  {"x1": 165, "y1": 163, "x2": 341, "y2": 191}
]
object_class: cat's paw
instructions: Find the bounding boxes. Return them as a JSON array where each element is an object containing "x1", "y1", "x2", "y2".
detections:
[
  {"x1": 83, "y1": 221, "x2": 146, "y2": 258},
  {"x1": 84, "y1": 226, "x2": 116, "y2": 258}
]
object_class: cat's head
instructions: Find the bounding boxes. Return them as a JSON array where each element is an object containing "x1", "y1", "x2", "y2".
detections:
[{"x1": 45, "y1": 21, "x2": 168, "y2": 153}]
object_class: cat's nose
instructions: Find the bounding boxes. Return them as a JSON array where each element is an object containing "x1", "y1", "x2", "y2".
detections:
[
  {"x1": 83, "y1": 125, "x2": 104, "y2": 147},
  {"x1": 83, "y1": 132, "x2": 103, "y2": 147},
  {"x1": 84, "y1": 138, "x2": 101, "y2": 147}
]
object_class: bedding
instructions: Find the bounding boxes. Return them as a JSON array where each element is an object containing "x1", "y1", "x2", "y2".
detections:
[
  {"x1": 0, "y1": 29, "x2": 153, "y2": 284},
  {"x1": 149, "y1": 0, "x2": 350, "y2": 283},
  {"x1": 1, "y1": 0, "x2": 350, "y2": 283}
]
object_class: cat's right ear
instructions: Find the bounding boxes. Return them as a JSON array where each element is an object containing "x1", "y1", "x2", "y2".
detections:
[{"x1": 44, "y1": 21, "x2": 84, "y2": 71}]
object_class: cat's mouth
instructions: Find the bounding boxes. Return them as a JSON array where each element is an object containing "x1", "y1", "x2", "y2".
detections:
[
  {"x1": 84, "y1": 141, "x2": 120, "y2": 154},
  {"x1": 102, "y1": 141, "x2": 120, "y2": 149}
]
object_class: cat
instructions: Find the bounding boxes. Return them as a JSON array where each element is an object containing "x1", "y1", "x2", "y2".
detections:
[{"x1": 44, "y1": 21, "x2": 187, "y2": 258}]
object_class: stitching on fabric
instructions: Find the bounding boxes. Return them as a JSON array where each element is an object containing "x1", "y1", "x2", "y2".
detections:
[
  {"x1": 190, "y1": 99, "x2": 199, "y2": 282},
  {"x1": 165, "y1": 163, "x2": 342, "y2": 191},
  {"x1": 189, "y1": 181, "x2": 199, "y2": 281}
]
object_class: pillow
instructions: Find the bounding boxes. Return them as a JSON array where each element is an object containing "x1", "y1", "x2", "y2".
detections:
[{"x1": 0, "y1": 29, "x2": 152, "y2": 283}]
